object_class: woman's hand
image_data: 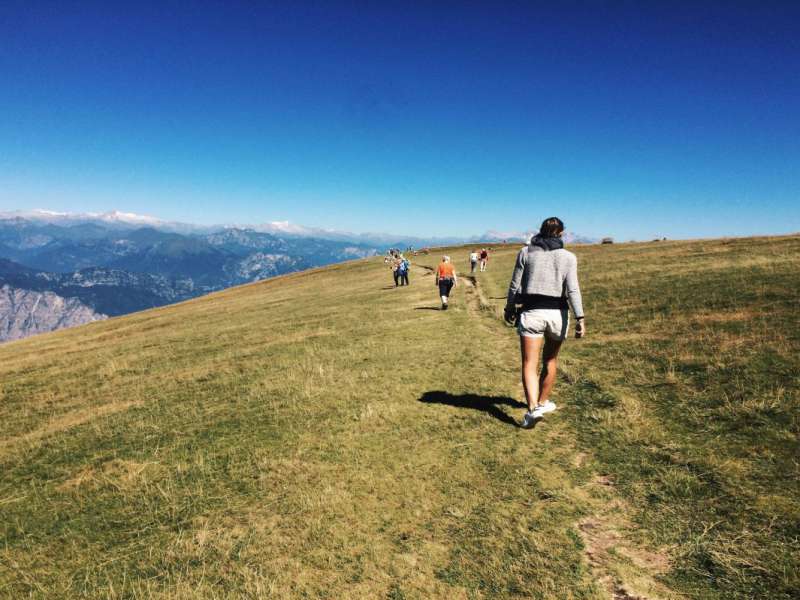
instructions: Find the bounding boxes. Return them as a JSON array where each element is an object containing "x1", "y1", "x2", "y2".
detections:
[
  {"x1": 504, "y1": 306, "x2": 516, "y2": 325},
  {"x1": 575, "y1": 318, "x2": 586, "y2": 338}
]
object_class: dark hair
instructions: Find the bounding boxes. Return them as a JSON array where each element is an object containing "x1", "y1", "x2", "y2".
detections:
[{"x1": 539, "y1": 217, "x2": 564, "y2": 238}]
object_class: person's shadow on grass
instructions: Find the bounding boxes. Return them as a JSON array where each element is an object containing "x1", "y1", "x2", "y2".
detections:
[{"x1": 418, "y1": 391, "x2": 525, "y2": 428}]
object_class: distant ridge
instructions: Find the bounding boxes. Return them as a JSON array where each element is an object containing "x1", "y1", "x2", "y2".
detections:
[
  {"x1": 0, "y1": 209, "x2": 213, "y2": 235},
  {"x1": 472, "y1": 230, "x2": 597, "y2": 245},
  {"x1": 1, "y1": 209, "x2": 597, "y2": 247}
]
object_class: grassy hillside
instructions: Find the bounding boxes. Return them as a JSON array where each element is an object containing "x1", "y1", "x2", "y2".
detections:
[{"x1": 1, "y1": 236, "x2": 798, "y2": 599}]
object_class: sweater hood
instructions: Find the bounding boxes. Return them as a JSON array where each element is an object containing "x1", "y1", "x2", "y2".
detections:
[{"x1": 529, "y1": 234, "x2": 564, "y2": 251}]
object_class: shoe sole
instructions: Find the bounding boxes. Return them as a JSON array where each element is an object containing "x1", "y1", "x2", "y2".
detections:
[{"x1": 521, "y1": 415, "x2": 544, "y2": 428}]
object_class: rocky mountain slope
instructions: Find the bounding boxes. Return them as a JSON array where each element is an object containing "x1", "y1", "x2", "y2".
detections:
[
  {"x1": 0, "y1": 258, "x2": 192, "y2": 314},
  {"x1": 0, "y1": 284, "x2": 106, "y2": 342}
]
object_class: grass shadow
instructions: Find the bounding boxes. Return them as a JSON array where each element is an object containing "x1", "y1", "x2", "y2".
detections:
[
  {"x1": 414, "y1": 306, "x2": 441, "y2": 311},
  {"x1": 418, "y1": 390, "x2": 524, "y2": 427}
]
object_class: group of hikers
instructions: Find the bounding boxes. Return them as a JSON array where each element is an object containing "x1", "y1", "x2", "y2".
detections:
[
  {"x1": 391, "y1": 217, "x2": 585, "y2": 428},
  {"x1": 385, "y1": 250, "x2": 459, "y2": 308},
  {"x1": 386, "y1": 250, "x2": 411, "y2": 287},
  {"x1": 469, "y1": 248, "x2": 490, "y2": 273}
]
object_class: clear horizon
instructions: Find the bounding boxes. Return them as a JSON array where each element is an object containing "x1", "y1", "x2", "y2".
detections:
[{"x1": 1, "y1": 2, "x2": 798, "y2": 240}]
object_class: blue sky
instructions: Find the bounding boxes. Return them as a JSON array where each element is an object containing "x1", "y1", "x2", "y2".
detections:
[{"x1": 1, "y1": 1, "x2": 798, "y2": 239}]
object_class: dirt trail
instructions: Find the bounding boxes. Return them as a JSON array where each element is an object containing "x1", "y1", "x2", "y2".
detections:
[{"x1": 462, "y1": 273, "x2": 678, "y2": 600}]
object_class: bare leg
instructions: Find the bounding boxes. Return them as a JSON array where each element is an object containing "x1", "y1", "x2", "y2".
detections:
[
  {"x1": 538, "y1": 337, "x2": 563, "y2": 404},
  {"x1": 520, "y1": 335, "x2": 544, "y2": 412}
]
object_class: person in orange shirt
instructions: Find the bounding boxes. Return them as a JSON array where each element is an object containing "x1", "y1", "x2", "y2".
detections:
[{"x1": 435, "y1": 255, "x2": 458, "y2": 310}]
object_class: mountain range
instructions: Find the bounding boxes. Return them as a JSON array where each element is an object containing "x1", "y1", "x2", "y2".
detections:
[
  {"x1": 0, "y1": 213, "x2": 381, "y2": 341},
  {"x1": 1, "y1": 209, "x2": 598, "y2": 247},
  {"x1": 0, "y1": 209, "x2": 596, "y2": 341}
]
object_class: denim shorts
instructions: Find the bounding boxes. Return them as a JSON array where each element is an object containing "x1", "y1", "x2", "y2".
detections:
[{"x1": 517, "y1": 308, "x2": 569, "y2": 340}]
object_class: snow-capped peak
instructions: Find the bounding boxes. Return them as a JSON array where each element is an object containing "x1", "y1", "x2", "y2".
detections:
[
  {"x1": 32, "y1": 209, "x2": 70, "y2": 217},
  {"x1": 253, "y1": 221, "x2": 313, "y2": 236},
  {"x1": 93, "y1": 211, "x2": 164, "y2": 225},
  {"x1": 0, "y1": 208, "x2": 210, "y2": 233},
  {"x1": 1, "y1": 209, "x2": 164, "y2": 226}
]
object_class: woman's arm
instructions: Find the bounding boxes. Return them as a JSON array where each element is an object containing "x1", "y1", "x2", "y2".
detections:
[
  {"x1": 565, "y1": 255, "x2": 584, "y2": 320},
  {"x1": 505, "y1": 249, "x2": 526, "y2": 309}
]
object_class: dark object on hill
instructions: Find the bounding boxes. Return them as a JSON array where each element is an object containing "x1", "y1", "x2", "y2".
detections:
[{"x1": 601, "y1": 237, "x2": 614, "y2": 244}]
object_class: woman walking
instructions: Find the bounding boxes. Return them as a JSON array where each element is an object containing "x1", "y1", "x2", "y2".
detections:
[
  {"x1": 479, "y1": 248, "x2": 489, "y2": 272},
  {"x1": 504, "y1": 217, "x2": 585, "y2": 428},
  {"x1": 435, "y1": 255, "x2": 458, "y2": 310}
]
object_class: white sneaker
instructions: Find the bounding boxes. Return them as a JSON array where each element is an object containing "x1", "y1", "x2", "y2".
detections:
[
  {"x1": 538, "y1": 400, "x2": 557, "y2": 414},
  {"x1": 521, "y1": 410, "x2": 541, "y2": 429}
]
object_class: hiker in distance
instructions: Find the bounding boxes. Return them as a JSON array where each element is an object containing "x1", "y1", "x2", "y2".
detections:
[
  {"x1": 390, "y1": 254, "x2": 401, "y2": 287},
  {"x1": 435, "y1": 255, "x2": 458, "y2": 310},
  {"x1": 504, "y1": 217, "x2": 585, "y2": 428},
  {"x1": 397, "y1": 255, "x2": 410, "y2": 286},
  {"x1": 390, "y1": 252, "x2": 409, "y2": 287},
  {"x1": 469, "y1": 249, "x2": 479, "y2": 273},
  {"x1": 479, "y1": 247, "x2": 489, "y2": 271}
]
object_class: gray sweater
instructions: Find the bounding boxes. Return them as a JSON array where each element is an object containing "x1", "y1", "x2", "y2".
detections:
[{"x1": 506, "y1": 245, "x2": 584, "y2": 318}]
